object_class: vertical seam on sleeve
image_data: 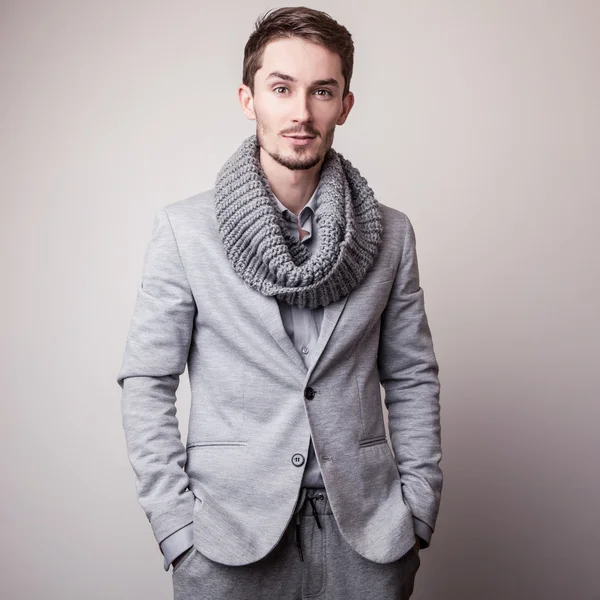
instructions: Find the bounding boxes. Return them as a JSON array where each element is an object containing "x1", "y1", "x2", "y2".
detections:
[
  {"x1": 162, "y1": 208, "x2": 192, "y2": 288},
  {"x1": 401, "y1": 212, "x2": 411, "y2": 261}
]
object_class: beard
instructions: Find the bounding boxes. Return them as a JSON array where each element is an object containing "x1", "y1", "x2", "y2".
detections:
[{"x1": 256, "y1": 120, "x2": 335, "y2": 171}]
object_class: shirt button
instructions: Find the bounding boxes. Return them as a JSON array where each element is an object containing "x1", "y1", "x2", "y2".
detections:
[
  {"x1": 304, "y1": 387, "x2": 316, "y2": 400},
  {"x1": 291, "y1": 454, "x2": 305, "y2": 467},
  {"x1": 301, "y1": 346, "x2": 309, "y2": 355}
]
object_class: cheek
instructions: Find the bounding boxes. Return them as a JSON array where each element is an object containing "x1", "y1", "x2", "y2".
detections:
[
  {"x1": 256, "y1": 103, "x2": 286, "y2": 130},
  {"x1": 316, "y1": 118, "x2": 339, "y2": 138},
  {"x1": 314, "y1": 104, "x2": 342, "y2": 126}
]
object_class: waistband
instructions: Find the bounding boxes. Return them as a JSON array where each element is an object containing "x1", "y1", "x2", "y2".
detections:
[
  {"x1": 292, "y1": 487, "x2": 329, "y2": 562},
  {"x1": 293, "y1": 486, "x2": 332, "y2": 516}
]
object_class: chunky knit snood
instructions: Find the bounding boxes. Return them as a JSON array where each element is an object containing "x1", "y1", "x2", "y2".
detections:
[{"x1": 214, "y1": 135, "x2": 383, "y2": 309}]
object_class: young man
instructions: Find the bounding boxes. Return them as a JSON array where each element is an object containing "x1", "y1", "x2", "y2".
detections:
[{"x1": 117, "y1": 7, "x2": 442, "y2": 599}]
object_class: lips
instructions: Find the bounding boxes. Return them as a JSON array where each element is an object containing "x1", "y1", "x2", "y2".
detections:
[{"x1": 283, "y1": 134, "x2": 317, "y2": 147}]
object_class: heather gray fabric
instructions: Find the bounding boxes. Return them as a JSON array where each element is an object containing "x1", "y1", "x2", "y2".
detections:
[
  {"x1": 172, "y1": 487, "x2": 422, "y2": 600},
  {"x1": 213, "y1": 135, "x2": 384, "y2": 309},
  {"x1": 158, "y1": 185, "x2": 433, "y2": 571},
  {"x1": 275, "y1": 192, "x2": 432, "y2": 544},
  {"x1": 116, "y1": 187, "x2": 442, "y2": 568},
  {"x1": 161, "y1": 185, "x2": 325, "y2": 571}
]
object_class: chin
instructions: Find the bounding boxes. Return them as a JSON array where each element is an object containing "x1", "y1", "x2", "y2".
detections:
[{"x1": 275, "y1": 148, "x2": 322, "y2": 171}]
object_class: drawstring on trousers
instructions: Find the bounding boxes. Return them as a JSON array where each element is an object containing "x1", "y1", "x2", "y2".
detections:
[{"x1": 293, "y1": 490, "x2": 324, "y2": 562}]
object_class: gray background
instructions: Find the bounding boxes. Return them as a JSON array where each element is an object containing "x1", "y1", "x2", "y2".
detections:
[{"x1": 1, "y1": 1, "x2": 598, "y2": 599}]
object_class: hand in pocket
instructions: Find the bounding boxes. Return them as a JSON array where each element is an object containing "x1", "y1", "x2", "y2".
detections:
[{"x1": 172, "y1": 546, "x2": 194, "y2": 572}]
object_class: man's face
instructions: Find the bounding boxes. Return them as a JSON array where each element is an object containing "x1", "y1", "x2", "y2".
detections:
[{"x1": 240, "y1": 37, "x2": 354, "y2": 171}]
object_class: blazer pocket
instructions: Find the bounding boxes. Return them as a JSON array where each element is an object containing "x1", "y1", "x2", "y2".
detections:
[
  {"x1": 186, "y1": 441, "x2": 247, "y2": 449},
  {"x1": 358, "y1": 435, "x2": 389, "y2": 448}
]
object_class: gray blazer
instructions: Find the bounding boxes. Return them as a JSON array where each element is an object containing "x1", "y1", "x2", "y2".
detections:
[{"x1": 117, "y1": 188, "x2": 442, "y2": 567}]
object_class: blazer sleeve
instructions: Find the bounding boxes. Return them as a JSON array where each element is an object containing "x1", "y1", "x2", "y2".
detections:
[
  {"x1": 116, "y1": 208, "x2": 197, "y2": 548},
  {"x1": 377, "y1": 212, "x2": 442, "y2": 547}
]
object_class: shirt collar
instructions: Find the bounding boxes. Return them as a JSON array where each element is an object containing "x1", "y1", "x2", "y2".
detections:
[{"x1": 272, "y1": 183, "x2": 321, "y2": 223}]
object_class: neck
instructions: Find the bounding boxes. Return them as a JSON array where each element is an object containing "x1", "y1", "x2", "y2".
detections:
[{"x1": 259, "y1": 147, "x2": 322, "y2": 216}]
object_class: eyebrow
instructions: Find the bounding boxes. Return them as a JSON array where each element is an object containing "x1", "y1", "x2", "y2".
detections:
[{"x1": 265, "y1": 71, "x2": 340, "y2": 88}]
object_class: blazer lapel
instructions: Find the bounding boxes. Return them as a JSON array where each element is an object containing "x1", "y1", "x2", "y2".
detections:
[
  {"x1": 255, "y1": 290, "x2": 350, "y2": 376},
  {"x1": 306, "y1": 294, "x2": 349, "y2": 378},
  {"x1": 255, "y1": 294, "x2": 307, "y2": 372}
]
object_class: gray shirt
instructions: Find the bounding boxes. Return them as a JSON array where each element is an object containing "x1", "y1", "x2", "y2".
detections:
[
  {"x1": 159, "y1": 184, "x2": 432, "y2": 570},
  {"x1": 272, "y1": 184, "x2": 325, "y2": 489}
]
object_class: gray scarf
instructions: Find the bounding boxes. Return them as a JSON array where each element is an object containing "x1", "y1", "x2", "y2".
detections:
[{"x1": 214, "y1": 134, "x2": 382, "y2": 309}]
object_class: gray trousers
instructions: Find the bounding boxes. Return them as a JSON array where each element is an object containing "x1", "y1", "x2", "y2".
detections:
[{"x1": 172, "y1": 487, "x2": 421, "y2": 600}]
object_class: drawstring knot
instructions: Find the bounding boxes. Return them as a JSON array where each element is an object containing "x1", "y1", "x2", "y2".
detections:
[{"x1": 293, "y1": 489, "x2": 324, "y2": 562}]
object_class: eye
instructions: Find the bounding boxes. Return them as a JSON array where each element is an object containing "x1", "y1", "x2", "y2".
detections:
[
  {"x1": 315, "y1": 89, "x2": 332, "y2": 97},
  {"x1": 273, "y1": 86, "x2": 289, "y2": 94}
]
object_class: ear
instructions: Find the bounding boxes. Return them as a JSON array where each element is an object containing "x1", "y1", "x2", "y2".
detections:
[
  {"x1": 238, "y1": 84, "x2": 256, "y2": 121},
  {"x1": 336, "y1": 91, "x2": 355, "y2": 126}
]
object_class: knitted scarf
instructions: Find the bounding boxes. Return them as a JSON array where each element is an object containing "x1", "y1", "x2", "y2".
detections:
[{"x1": 214, "y1": 134, "x2": 382, "y2": 309}]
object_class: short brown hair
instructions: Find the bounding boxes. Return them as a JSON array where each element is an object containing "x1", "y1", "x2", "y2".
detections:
[{"x1": 243, "y1": 7, "x2": 354, "y2": 98}]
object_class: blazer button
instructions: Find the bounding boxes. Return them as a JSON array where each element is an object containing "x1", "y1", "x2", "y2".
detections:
[
  {"x1": 291, "y1": 454, "x2": 305, "y2": 467},
  {"x1": 304, "y1": 387, "x2": 316, "y2": 400}
]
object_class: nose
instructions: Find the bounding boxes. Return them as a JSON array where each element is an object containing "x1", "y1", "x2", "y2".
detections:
[{"x1": 291, "y1": 91, "x2": 312, "y2": 124}]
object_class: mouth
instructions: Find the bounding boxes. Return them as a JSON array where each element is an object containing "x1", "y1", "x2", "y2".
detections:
[{"x1": 283, "y1": 134, "x2": 317, "y2": 146}]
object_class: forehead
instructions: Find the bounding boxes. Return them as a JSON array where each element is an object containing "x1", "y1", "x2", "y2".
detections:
[{"x1": 256, "y1": 37, "x2": 343, "y2": 82}]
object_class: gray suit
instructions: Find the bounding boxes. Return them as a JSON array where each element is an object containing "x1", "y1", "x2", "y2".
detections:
[{"x1": 117, "y1": 188, "x2": 442, "y2": 569}]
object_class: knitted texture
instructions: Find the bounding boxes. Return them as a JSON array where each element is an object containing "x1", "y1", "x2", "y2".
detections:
[{"x1": 214, "y1": 135, "x2": 383, "y2": 309}]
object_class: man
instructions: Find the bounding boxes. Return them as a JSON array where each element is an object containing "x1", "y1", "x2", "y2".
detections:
[{"x1": 117, "y1": 7, "x2": 442, "y2": 599}]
